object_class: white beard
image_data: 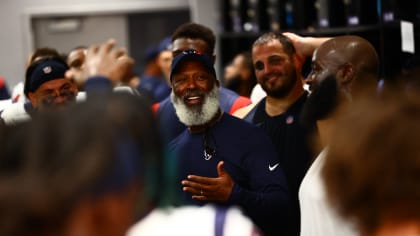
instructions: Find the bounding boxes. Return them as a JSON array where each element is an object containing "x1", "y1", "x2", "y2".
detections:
[{"x1": 171, "y1": 86, "x2": 220, "y2": 126}]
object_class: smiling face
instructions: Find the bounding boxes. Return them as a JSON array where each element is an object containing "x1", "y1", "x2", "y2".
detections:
[
  {"x1": 170, "y1": 60, "x2": 219, "y2": 126},
  {"x1": 252, "y1": 40, "x2": 298, "y2": 98},
  {"x1": 67, "y1": 48, "x2": 87, "y2": 85},
  {"x1": 28, "y1": 78, "x2": 78, "y2": 110}
]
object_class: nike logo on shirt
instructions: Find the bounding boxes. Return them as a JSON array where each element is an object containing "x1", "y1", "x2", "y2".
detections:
[{"x1": 269, "y1": 163, "x2": 280, "y2": 171}]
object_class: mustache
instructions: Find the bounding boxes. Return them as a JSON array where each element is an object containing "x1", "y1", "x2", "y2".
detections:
[
  {"x1": 181, "y1": 90, "x2": 206, "y2": 99},
  {"x1": 262, "y1": 72, "x2": 285, "y2": 80}
]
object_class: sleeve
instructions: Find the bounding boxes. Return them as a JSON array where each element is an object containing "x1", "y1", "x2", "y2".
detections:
[
  {"x1": 151, "y1": 102, "x2": 160, "y2": 115},
  {"x1": 84, "y1": 76, "x2": 113, "y2": 94},
  {"x1": 228, "y1": 96, "x2": 251, "y2": 114}
]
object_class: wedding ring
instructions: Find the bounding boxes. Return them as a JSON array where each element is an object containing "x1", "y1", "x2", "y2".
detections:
[{"x1": 200, "y1": 189, "x2": 204, "y2": 195}]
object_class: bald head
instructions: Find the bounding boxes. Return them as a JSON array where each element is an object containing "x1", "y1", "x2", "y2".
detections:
[
  {"x1": 302, "y1": 36, "x2": 380, "y2": 125},
  {"x1": 322, "y1": 36, "x2": 378, "y2": 84},
  {"x1": 308, "y1": 35, "x2": 379, "y2": 98}
]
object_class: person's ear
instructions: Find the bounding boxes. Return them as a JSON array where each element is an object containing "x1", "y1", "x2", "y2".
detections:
[
  {"x1": 336, "y1": 63, "x2": 356, "y2": 100},
  {"x1": 336, "y1": 63, "x2": 355, "y2": 86},
  {"x1": 28, "y1": 92, "x2": 38, "y2": 107}
]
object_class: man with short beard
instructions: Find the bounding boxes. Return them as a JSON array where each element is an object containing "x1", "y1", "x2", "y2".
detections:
[
  {"x1": 234, "y1": 32, "x2": 329, "y2": 235},
  {"x1": 299, "y1": 35, "x2": 379, "y2": 236},
  {"x1": 169, "y1": 49, "x2": 290, "y2": 236}
]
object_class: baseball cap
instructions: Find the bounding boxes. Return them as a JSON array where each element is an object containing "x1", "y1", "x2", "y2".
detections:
[
  {"x1": 170, "y1": 49, "x2": 216, "y2": 82},
  {"x1": 24, "y1": 57, "x2": 69, "y2": 96},
  {"x1": 157, "y1": 36, "x2": 172, "y2": 53},
  {"x1": 144, "y1": 45, "x2": 160, "y2": 63}
]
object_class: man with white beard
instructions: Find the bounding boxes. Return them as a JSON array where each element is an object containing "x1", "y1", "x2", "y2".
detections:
[{"x1": 169, "y1": 49, "x2": 290, "y2": 236}]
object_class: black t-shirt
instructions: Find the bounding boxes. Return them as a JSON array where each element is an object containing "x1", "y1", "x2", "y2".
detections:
[{"x1": 244, "y1": 92, "x2": 316, "y2": 236}]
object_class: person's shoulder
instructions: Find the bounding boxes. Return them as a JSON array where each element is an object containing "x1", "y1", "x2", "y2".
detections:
[
  {"x1": 250, "y1": 84, "x2": 266, "y2": 103},
  {"x1": 233, "y1": 97, "x2": 265, "y2": 121},
  {"x1": 168, "y1": 129, "x2": 189, "y2": 148},
  {"x1": 218, "y1": 87, "x2": 252, "y2": 114},
  {"x1": 219, "y1": 86, "x2": 238, "y2": 97},
  {"x1": 156, "y1": 96, "x2": 175, "y2": 114},
  {"x1": 0, "y1": 99, "x2": 12, "y2": 112},
  {"x1": 232, "y1": 102, "x2": 258, "y2": 119},
  {"x1": 222, "y1": 112, "x2": 263, "y2": 134},
  {"x1": 138, "y1": 76, "x2": 160, "y2": 89},
  {"x1": 159, "y1": 96, "x2": 172, "y2": 107},
  {"x1": 0, "y1": 101, "x2": 31, "y2": 125}
]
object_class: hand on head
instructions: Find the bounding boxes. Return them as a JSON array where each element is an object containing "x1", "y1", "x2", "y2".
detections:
[
  {"x1": 283, "y1": 32, "x2": 331, "y2": 63},
  {"x1": 67, "y1": 39, "x2": 134, "y2": 86},
  {"x1": 282, "y1": 32, "x2": 307, "y2": 61}
]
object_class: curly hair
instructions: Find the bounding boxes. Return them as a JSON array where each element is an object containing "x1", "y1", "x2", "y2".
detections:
[
  {"x1": 322, "y1": 92, "x2": 420, "y2": 234},
  {"x1": 171, "y1": 22, "x2": 216, "y2": 55}
]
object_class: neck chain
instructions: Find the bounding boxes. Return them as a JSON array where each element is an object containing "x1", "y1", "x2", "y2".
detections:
[{"x1": 203, "y1": 128, "x2": 217, "y2": 160}]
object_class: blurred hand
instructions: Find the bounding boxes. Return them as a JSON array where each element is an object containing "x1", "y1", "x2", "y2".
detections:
[{"x1": 80, "y1": 39, "x2": 134, "y2": 85}]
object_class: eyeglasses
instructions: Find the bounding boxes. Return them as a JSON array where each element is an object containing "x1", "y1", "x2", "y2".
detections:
[{"x1": 39, "y1": 84, "x2": 76, "y2": 105}]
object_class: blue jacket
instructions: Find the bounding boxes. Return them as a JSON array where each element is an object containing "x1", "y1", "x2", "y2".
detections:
[{"x1": 137, "y1": 75, "x2": 170, "y2": 102}]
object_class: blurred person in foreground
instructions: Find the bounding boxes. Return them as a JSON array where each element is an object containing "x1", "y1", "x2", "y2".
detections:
[
  {"x1": 322, "y1": 91, "x2": 420, "y2": 236},
  {"x1": 0, "y1": 92, "x2": 163, "y2": 236},
  {"x1": 0, "y1": 39, "x2": 158, "y2": 235}
]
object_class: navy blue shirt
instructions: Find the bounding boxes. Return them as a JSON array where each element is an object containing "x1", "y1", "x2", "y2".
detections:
[
  {"x1": 137, "y1": 75, "x2": 170, "y2": 102},
  {"x1": 169, "y1": 113, "x2": 290, "y2": 236},
  {"x1": 244, "y1": 92, "x2": 315, "y2": 236}
]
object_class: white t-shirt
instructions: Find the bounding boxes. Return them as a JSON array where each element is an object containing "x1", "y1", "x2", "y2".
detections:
[
  {"x1": 299, "y1": 149, "x2": 357, "y2": 236},
  {"x1": 0, "y1": 102, "x2": 31, "y2": 125},
  {"x1": 127, "y1": 205, "x2": 260, "y2": 236},
  {"x1": 250, "y1": 84, "x2": 266, "y2": 103}
]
